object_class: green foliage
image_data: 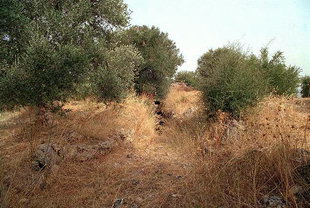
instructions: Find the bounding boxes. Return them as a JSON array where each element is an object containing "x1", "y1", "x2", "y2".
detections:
[
  {"x1": 0, "y1": 36, "x2": 88, "y2": 108},
  {"x1": 0, "y1": 0, "x2": 30, "y2": 65},
  {"x1": 0, "y1": 0, "x2": 135, "y2": 108},
  {"x1": 259, "y1": 48, "x2": 300, "y2": 95},
  {"x1": 198, "y1": 45, "x2": 268, "y2": 117},
  {"x1": 94, "y1": 45, "x2": 143, "y2": 102},
  {"x1": 21, "y1": 0, "x2": 130, "y2": 43},
  {"x1": 301, "y1": 76, "x2": 310, "y2": 98},
  {"x1": 197, "y1": 44, "x2": 301, "y2": 117},
  {"x1": 118, "y1": 26, "x2": 184, "y2": 98},
  {"x1": 175, "y1": 71, "x2": 199, "y2": 88}
]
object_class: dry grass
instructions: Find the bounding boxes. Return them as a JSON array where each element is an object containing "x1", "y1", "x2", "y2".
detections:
[
  {"x1": 116, "y1": 95, "x2": 156, "y2": 144},
  {"x1": 0, "y1": 95, "x2": 157, "y2": 208},
  {"x1": 179, "y1": 97, "x2": 310, "y2": 207},
  {"x1": 163, "y1": 83, "x2": 202, "y2": 117},
  {"x1": 0, "y1": 85, "x2": 309, "y2": 208}
]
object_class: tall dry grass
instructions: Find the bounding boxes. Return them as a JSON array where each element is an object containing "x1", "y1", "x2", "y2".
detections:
[
  {"x1": 0, "y1": 94, "x2": 157, "y2": 208},
  {"x1": 163, "y1": 83, "x2": 202, "y2": 117},
  {"x1": 163, "y1": 96, "x2": 310, "y2": 207},
  {"x1": 0, "y1": 84, "x2": 309, "y2": 208}
]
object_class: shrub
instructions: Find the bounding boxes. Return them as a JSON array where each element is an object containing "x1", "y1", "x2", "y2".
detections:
[
  {"x1": 0, "y1": 36, "x2": 88, "y2": 109},
  {"x1": 0, "y1": 0, "x2": 30, "y2": 65},
  {"x1": 0, "y1": 0, "x2": 133, "y2": 110},
  {"x1": 93, "y1": 45, "x2": 143, "y2": 102},
  {"x1": 259, "y1": 48, "x2": 300, "y2": 95},
  {"x1": 198, "y1": 45, "x2": 268, "y2": 117},
  {"x1": 174, "y1": 71, "x2": 199, "y2": 88},
  {"x1": 301, "y1": 76, "x2": 310, "y2": 98},
  {"x1": 118, "y1": 26, "x2": 184, "y2": 98}
]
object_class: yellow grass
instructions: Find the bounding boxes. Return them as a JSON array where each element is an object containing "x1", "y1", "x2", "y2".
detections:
[
  {"x1": 181, "y1": 96, "x2": 310, "y2": 207},
  {"x1": 163, "y1": 83, "x2": 202, "y2": 117},
  {"x1": 0, "y1": 85, "x2": 309, "y2": 208}
]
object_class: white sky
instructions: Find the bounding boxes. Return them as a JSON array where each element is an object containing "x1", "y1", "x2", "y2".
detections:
[{"x1": 125, "y1": 0, "x2": 310, "y2": 75}]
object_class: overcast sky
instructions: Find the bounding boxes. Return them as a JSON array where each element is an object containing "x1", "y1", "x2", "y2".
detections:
[{"x1": 125, "y1": 0, "x2": 310, "y2": 75}]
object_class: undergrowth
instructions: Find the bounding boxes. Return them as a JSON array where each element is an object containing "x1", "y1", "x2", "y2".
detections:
[{"x1": 0, "y1": 85, "x2": 309, "y2": 208}]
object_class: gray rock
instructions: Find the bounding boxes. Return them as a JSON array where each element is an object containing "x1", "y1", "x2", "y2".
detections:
[
  {"x1": 224, "y1": 119, "x2": 245, "y2": 141},
  {"x1": 292, "y1": 148, "x2": 310, "y2": 163},
  {"x1": 296, "y1": 163, "x2": 310, "y2": 184},
  {"x1": 112, "y1": 198, "x2": 124, "y2": 208},
  {"x1": 262, "y1": 195, "x2": 287, "y2": 208},
  {"x1": 117, "y1": 128, "x2": 134, "y2": 141},
  {"x1": 32, "y1": 143, "x2": 62, "y2": 171},
  {"x1": 182, "y1": 107, "x2": 197, "y2": 118},
  {"x1": 289, "y1": 185, "x2": 304, "y2": 195},
  {"x1": 295, "y1": 163, "x2": 310, "y2": 206},
  {"x1": 66, "y1": 131, "x2": 85, "y2": 143},
  {"x1": 64, "y1": 140, "x2": 114, "y2": 162}
]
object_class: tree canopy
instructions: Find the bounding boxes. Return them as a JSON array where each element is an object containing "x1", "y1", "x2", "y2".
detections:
[
  {"x1": 197, "y1": 44, "x2": 301, "y2": 117},
  {"x1": 0, "y1": 0, "x2": 144, "y2": 109},
  {"x1": 301, "y1": 76, "x2": 310, "y2": 98},
  {"x1": 197, "y1": 45, "x2": 268, "y2": 117},
  {"x1": 118, "y1": 26, "x2": 184, "y2": 98}
]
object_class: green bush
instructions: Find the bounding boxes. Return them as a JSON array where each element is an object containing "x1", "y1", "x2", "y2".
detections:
[
  {"x1": 174, "y1": 71, "x2": 199, "y2": 88},
  {"x1": 197, "y1": 46, "x2": 268, "y2": 117},
  {"x1": 259, "y1": 48, "x2": 300, "y2": 95},
  {"x1": 0, "y1": 0, "x2": 30, "y2": 65},
  {"x1": 93, "y1": 45, "x2": 143, "y2": 102},
  {"x1": 301, "y1": 76, "x2": 310, "y2": 98},
  {"x1": 0, "y1": 0, "x2": 137, "y2": 108},
  {"x1": 0, "y1": 36, "x2": 88, "y2": 109},
  {"x1": 118, "y1": 26, "x2": 184, "y2": 98}
]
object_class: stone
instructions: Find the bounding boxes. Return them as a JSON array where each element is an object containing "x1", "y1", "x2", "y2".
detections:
[
  {"x1": 131, "y1": 179, "x2": 140, "y2": 185},
  {"x1": 291, "y1": 148, "x2": 310, "y2": 163},
  {"x1": 224, "y1": 119, "x2": 246, "y2": 141},
  {"x1": 159, "y1": 121, "x2": 165, "y2": 126},
  {"x1": 117, "y1": 128, "x2": 134, "y2": 141},
  {"x1": 19, "y1": 198, "x2": 29, "y2": 204},
  {"x1": 112, "y1": 198, "x2": 124, "y2": 208},
  {"x1": 129, "y1": 204, "x2": 139, "y2": 208},
  {"x1": 296, "y1": 163, "x2": 310, "y2": 184},
  {"x1": 182, "y1": 107, "x2": 197, "y2": 118},
  {"x1": 64, "y1": 140, "x2": 114, "y2": 162},
  {"x1": 32, "y1": 143, "x2": 62, "y2": 171},
  {"x1": 295, "y1": 163, "x2": 310, "y2": 206},
  {"x1": 66, "y1": 131, "x2": 85, "y2": 143},
  {"x1": 289, "y1": 185, "x2": 304, "y2": 195},
  {"x1": 171, "y1": 193, "x2": 181, "y2": 198},
  {"x1": 262, "y1": 195, "x2": 287, "y2": 208}
]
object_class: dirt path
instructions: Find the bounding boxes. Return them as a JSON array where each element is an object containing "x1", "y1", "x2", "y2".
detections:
[{"x1": 99, "y1": 138, "x2": 193, "y2": 208}]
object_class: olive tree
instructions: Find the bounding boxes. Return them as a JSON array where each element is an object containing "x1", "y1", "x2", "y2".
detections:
[
  {"x1": 259, "y1": 48, "x2": 300, "y2": 95},
  {"x1": 197, "y1": 46, "x2": 268, "y2": 117},
  {"x1": 174, "y1": 71, "x2": 199, "y2": 89},
  {"x1": 0, "y1": 0, "x2": 134, "y2": 110},
  {"x1": 301, "y1": 76, "x2": 310, "y2": 98},
  {"x1": 94, "y1": 45, "x2": 143, "y2": 102},
  {"x1": 118, "y1": 26, "x2": 184, "y2": 98}
]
